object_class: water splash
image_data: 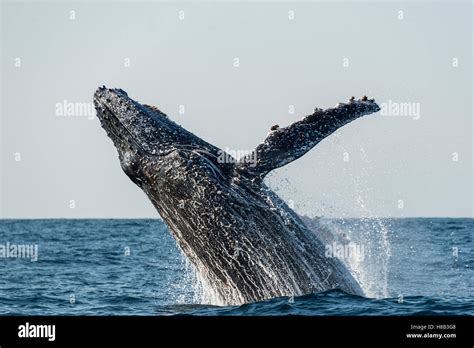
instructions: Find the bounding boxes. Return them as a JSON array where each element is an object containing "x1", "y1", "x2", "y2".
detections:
[
  {"x1": 327, "y1": 217, "x2": 392, "y2": 298},
  {"x1": 346, "y1": 148, "x2": 392, "y2": 298},
  {"x1": 179, "y1": 255, "x2": 227, "y2": 306},
  {"x1": 266, "y1": 146, "x2": 393, "y2": 299}
]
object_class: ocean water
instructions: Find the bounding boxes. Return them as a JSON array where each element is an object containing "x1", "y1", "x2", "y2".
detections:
[{"x1": 0, "y1": 218, "x2": 472, "y2": 316}]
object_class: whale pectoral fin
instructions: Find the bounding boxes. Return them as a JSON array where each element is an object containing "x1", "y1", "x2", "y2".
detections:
[{"x1": 236, "y1": 97, "x2": 380, "y2": 180}]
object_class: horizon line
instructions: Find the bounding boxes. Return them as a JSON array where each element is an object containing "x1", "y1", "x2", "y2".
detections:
[{"x1": 0, "y1": 216, "x2": 473, "y2": 220}]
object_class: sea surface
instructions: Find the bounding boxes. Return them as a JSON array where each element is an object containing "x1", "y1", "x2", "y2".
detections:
[{"x1": 0, "y1": 218, "x2": 472, "y2": 315}]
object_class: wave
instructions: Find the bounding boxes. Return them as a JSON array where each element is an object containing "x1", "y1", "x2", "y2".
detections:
[{"x1": 160, "y1": 290, "x2": 474, "y2": 316}]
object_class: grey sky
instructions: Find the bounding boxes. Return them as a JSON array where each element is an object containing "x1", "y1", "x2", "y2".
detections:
[{"x1": 1, "y1": 0, "x2": 472, "y2": 218}]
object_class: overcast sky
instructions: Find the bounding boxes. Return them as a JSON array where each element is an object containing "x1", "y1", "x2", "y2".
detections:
[{"x1": 1, "y1": 0, "x2": 472, "y2": 218}]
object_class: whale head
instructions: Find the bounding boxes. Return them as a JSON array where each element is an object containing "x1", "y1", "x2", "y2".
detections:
[
  {"x1": 94, "y1": 86, "x2": 194, "y2": 155},
  {"x1": 93, "y1": 86, "x2": 230, "y2": 190}
]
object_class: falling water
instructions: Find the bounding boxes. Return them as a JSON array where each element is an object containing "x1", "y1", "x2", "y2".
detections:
[
  {"x1": 319, "y1": 216, "x2": 392, "y2": 298},
  {"x1": 262, "y1": 147, "x2": 393, "y2": 301}
]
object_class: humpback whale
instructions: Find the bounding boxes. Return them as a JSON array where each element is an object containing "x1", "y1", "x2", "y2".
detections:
[{"x1": 94, "y1": 87, "x2": 380, "y2": 305}]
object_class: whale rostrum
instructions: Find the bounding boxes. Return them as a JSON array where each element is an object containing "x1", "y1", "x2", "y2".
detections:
[{"x1": 94, "y1": 87, "x2": 381, "y2": 305}]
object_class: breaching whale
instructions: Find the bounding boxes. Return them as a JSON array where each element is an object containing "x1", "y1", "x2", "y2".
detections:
[{"x1": 94, "y1": 87, "x2": 380, "y2": 305}]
